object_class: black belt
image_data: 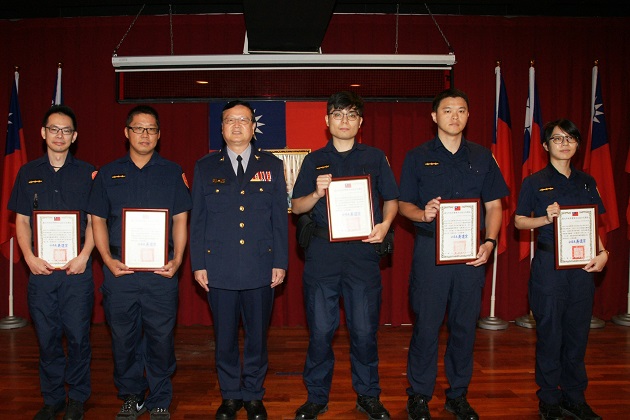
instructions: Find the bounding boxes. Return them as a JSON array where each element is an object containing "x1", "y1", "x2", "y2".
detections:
[
  {"x1": 537, "y1": 242, "x2": 554, "y2": 253},
  {"x1": 415, "y1": 226, "x2": 434, "y2": 238},
  {"x1": 110, "y1": 244, "x2": 174, "y2": 258},
  {"x1": 313, "y1": 226, "x2": 361, "y2": 244}
]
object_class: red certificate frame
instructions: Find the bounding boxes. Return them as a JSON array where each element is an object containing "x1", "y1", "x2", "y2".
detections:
[
  {"x1": 435, "y1": 199, "x2": 480, "y2": 265},
  {"x1": 32, "y1": 210, "x2": 81, "y2": 269},
  {"x1": 326, "y1": 175, "x2": 374, "y2": 242},
  {"x1": 554, "y1": 205, "x2": 598, "y2": 270},
  {"x1": 122, "y1": 208, "x2": 169, "y2": 271}
]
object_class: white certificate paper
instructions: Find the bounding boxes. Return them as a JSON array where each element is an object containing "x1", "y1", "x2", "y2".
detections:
[
  {"x1": 122, "y1": 208, "x2": 169, "y2": 270},
  {"x1": 33, "y1": 211, "x2": 80, "y2": 269},
  {"x1": 436, "y1": 199, "x2": 480, "y2": 264},
  {"x1": 554, "y1": 205, "x2": 598, "y2": 269},
  {"x1": 326, "y1": 176, "x2": 374, "y2": 241}
]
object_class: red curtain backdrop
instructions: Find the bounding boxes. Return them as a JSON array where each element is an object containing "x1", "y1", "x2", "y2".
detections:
[{"x1": 1, "y1": 13, "x2": 628, "y2": 326}]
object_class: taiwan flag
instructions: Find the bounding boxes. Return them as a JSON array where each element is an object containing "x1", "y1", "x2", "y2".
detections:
[
  {"x1": 1, "y1": 71, "x2": 28, "y2": 262},
  {"x1": 209, "y1": 101, "x2": 328, "y2": 151},
  {"x1": 492, "y1": 65, "x2": 514, "y2": 255},
  {"x1": 519, "y1": 64, "x2": 546, "y2": 261},
  {"x1": 583, "y1": 64, "x2": 619, "y2": 245}
]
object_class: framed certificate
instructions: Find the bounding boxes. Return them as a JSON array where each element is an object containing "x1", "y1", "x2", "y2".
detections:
[
  {"x1": 436, "y1": 199, "x2": 480, "y2": 265},
  {"x1": 326, "y1": 175, "x2": 374, "y2": 242},
  {"x1": 33, "y1": 210, "x2": 80, "y2": 269},
  {"x1": 554, "y1": 205, "x2": 598, "y2": 269},
  {"x1": 122, "y1": 208, "x2": 169, "y2": 270}
]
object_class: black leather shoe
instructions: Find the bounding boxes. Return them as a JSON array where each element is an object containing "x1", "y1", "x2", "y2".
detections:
[
  {"x1": 356, "y1": 395, "x2": 390, "y2": 420},
  {"x1": 63, "y1": 399, "x2": 84, "y2": 420},
  {"x1": 539, "y1": 401, "x2": 564, "y2": 420},
  {"x1": 560, "y1": 400, "x2": 602, "y2": 420},
  {"x1": 444, "y1": 395, "x2": 478, "y2": 420},
  {"x1": 295, "y1": 401, "x2": 328, "y2": 420},
  {"x1": 407, "y1": 394, "x2": 431, "y2": 420},
  {"x1": 34, "y1": 401, "x2": 66, "y2": 420},
  {"x1": 244, "y1": 400, "x2": 267, "y2": 420},
  {"x1": 215, "y1": 399, "x2": 243, "y2": 420}
]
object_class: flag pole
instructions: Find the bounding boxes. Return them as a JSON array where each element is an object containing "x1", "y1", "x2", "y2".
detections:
[
  {"x1": 479, "y1": 61, "x2": 508, "y2": 330},
  {"x1": 0, "y1": 237, "x2": 28, "y2": 329},
  {"x1": 0, "y1": 68, "x2": 28, "y2": 329},
  {"x1": 611, "y1": 248, "x2": 630, "y2": 326},
  {"x1": 515, "y1": 60, "x2": 537, "y2": 329}
]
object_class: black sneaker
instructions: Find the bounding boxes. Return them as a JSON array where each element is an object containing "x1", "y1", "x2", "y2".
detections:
[
  {"x1": 116, "y1": 395, "x2": 147, "y2": 419},
  {"x1": 406, "y1": 394, "x2": 431, "y2": 420},
  {"x1": 539, "y1": 401, "x2": 564, "y2": 420},
  {"x1": 356, "y1": 395, "x2": 390, "y2": 420},
  {"x1": 294, "y1": 401, "x2": 328, "y2": 420},
  {"x1": 34, "y1": 401, "x2": 66, "y2": 420},
  {"x1": 560, "y1": 400, "x2": 602, "y2": 420},
  {"x1": 444, "y1": 395, "x2": 478, "y2": 420},
  {"x1": 149, "y1": 407, "x2": 170, "y2": 420},
  {"x1": 63, "y1": 399, "x2": 84, "y2": 420}
]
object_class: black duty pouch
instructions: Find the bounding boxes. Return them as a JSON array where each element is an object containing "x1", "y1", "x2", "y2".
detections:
[
  {"x1": 374, "y1": 228, "x2": 395, "y2": 256},
  {"x1": 296, "y1": 213, "x2": 316, "y2": 248}
]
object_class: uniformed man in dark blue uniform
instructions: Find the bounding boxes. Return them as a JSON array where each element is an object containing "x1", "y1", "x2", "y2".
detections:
[
  {"x1": 87, "y1": 105, "x2": 191, "y2": 420},
  {"x1": 9, "y1": 105, "x2": 95, "y2": 420},
  {"x1": 515, "y1": 119, "x2": 608, "y2": 420},
  {"x1": 399, "y1": 88, "x2": 508, "y2": 420},
  {"x1": 190, "y1": 100, "x2": 288, "y2": 420},
  {"x1": 291, "y1": 91, "x2": 399, "y2": 420}
]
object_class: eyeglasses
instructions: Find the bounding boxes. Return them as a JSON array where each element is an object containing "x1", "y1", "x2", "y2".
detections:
[
  {"x1": 223, "y1": 117, "x2": 253, "y2": 125},
  {"x1": 550, "y1": 135, "x2": 577, "y2": 144},
  {"x1": 328, "y1": 110, "x2": 360, "y2": 121},
  {"x1": 127, "y1": 126, "x2": 160, "y2": 135},
  {"x1": 46, "y1": 126, "x2": 74, "y2": 136}
]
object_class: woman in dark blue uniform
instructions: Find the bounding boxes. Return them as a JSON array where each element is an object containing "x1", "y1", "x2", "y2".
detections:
[{"x1": 515, "y1": 119, "x2": 608, "y2": 420}]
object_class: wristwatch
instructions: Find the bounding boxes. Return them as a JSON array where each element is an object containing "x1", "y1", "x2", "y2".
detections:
[{"x1": 483, "y1": 238, "x2": 497, "y2": 249}]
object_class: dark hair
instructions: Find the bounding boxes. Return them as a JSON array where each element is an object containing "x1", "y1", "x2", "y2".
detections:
[
  {"x1": 222, "y1": 100, "x2": 255, "y2": 121},
  {"x1": 542, "y1": 119, "x2": 582, "y2": 144},
  {"x1": 42, "y1": 105, "x2": 77, "y2": 130},
  {"x1": 126, "y1": 105, "x2": 160, "y2": 129},
  {"x1": 327, "y1": 91, "x2": 364, "y2": 116},
  {"x1": 432, "y1": 88, "x2": 470, "y2": 112}
]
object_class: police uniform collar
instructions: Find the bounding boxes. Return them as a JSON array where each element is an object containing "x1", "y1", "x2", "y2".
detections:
[
  {"x1": 34, "y1": 153, "x2": 77, "y2": 167},
  {"x1": 123, "y1": 151, "x2": 165, "y2": 166},
  {"x1": 431, "y1": 135, "x2": 469, "y2": 153},
  {"x1": 546, "y1": 162, "x2": 578, "y2": 179},
  {"x1": 323, "y1": 139, "x2": 366, "y2": 153}
]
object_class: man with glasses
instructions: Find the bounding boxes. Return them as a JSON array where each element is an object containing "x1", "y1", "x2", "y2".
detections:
[
  {"x1": 291, "y1": 91, "x2": 399, "y2": 420},
  {"x1": 515, "y1": 119, "x2": 607, "y2": 420},
  {"x1": 8, "y1": 105, "x2": 95, "y2": 420},
  {"x1": 88, "y1": 105, "x2": 191, "y2": 420},
  {"x1": 190, "y1": 100, "x2": 288, "y2": 420}
]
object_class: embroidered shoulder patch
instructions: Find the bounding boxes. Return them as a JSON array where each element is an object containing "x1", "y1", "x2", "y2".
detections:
[
  {"x1": 182, "y1": 173, "x2": 189, "y2": 188},
  {"x1": 92, "y1": 171, "x2": 98, "y2": 180}
]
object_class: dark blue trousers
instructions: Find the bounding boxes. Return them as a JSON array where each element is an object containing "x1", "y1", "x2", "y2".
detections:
[
  {"x1": 101, "y1": 269, "x2": 178, "y2": 410},
  {"x1": 207, "y1": 286, "x2": 274, "y2": 401},
  {"x1": 302, "y1": 236, "x2": 383, "y2": 404},
  {"x1": 28, "y1": 265, "x2": 94, "y2": 406},
  {"x1": 406, "y1": 234, "x2": 484, "y2": 400},
  {"x1": 529, "y1": 248, "x2": 594, "y2": 405}
]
